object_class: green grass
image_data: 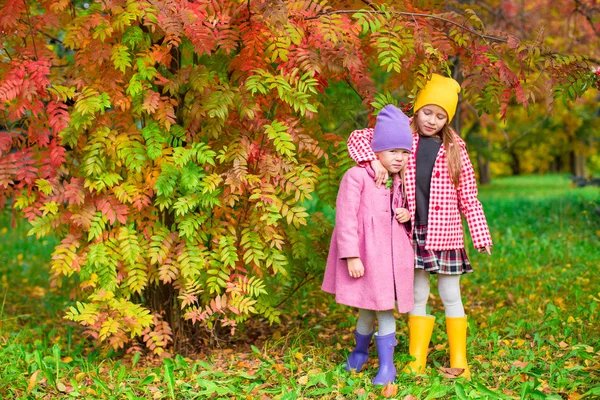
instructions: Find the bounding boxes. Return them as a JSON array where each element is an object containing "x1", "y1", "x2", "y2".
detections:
[{"x1": 1, "y1": 174, "x2": 599, "y2": 399}]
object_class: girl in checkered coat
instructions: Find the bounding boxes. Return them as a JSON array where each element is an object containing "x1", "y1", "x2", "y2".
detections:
[
  {"x1": 322, "y1": 105, "x2": 415, "y2": 385},
  {"x1": 346, "y1": 74, "x2": 493, "y2": 379}
]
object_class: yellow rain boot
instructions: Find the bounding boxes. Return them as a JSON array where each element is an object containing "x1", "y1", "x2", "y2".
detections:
[
  {"x1": 446, "y1": 316, "x2": 471, "y2": 379},
  {"x1": 402, "y1": 315, "x2": 435, "y2": 374}
]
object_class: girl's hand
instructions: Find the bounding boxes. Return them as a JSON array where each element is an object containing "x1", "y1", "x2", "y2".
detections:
[
  {"x1": 478, "y1": 246, "x2": 491, "y2": 255},
  {"x1": 395, "y1": 208, "x2": 410, "y2": 223},
  {"x1": 370, "y1": 159, "x2": 388, "y2": 188},
  {"x1": 347, "y1": 257, "x2": 365, "y2": 278}
]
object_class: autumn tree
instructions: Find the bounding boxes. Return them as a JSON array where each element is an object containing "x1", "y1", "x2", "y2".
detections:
[
  {"x1": 1, "y1": 0, "x2": 597, "y2": 354},
  {"x1": 453, "y1": 0, "x2": 600, "y2": 180}
]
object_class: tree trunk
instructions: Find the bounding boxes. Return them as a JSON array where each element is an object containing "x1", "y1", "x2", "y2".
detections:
[
  {"x1": 509, "y1": 149, "x2": 521, "y2": 175},
  {"x1": 570, "y1": 150, "x2": 587, "y2": 178},
  {"x1": 477, "y1": 153, "x2": 491, "y2": 185}
]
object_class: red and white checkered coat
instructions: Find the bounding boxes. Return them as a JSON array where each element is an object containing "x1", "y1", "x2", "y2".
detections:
[{"x1": 347, "y1": 127, "x2": 493, "y2": 251}]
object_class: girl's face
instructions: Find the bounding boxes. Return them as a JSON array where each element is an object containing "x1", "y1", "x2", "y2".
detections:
[
  {"x1": 415, "y1": 104, "x2": 448, "y2": 137},
  {"x1": 376, "y1": 149, "x2": 411, "y2": 174}
]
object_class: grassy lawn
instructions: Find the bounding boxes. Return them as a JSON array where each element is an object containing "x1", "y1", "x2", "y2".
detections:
[{"x1": 1, "y1": 174, "x2": 599, "y2": 399}]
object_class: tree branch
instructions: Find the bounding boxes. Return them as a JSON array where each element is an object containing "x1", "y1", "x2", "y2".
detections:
[
  {"x1": 305, "y1": 9, "x2": 509, "y2": 43},
  {"x1": 23, "y1": 0, "x2": 38, "y2": 60}
]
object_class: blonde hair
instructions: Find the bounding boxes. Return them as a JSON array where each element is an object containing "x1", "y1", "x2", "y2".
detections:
[{"x1": 411, "y1": 120, "x2": 462, "y2": 189}]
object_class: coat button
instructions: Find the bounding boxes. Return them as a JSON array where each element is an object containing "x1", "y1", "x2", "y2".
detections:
[{"x1": 435, "y1": 205, "x2": 440, "y2": 211}]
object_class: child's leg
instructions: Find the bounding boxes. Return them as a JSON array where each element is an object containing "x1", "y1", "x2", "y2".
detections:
[
  {"x1": 404, "y1": 269, "x2": 435, "y2": 374},
  {"x1": 375, "y1": 310, "x2": 395, "y2": 336},
  {"x1": 437, "y1": 274, "x2": 464, "y2": 317},
  {"x1": 411, "y1": 268, "x2": 431, "y2": 316},
  {"x1": 356, "y1": 308, "x2": 376, "y2": 334},
  {"x1": 438, "y1": 274, "x2": 471, "y2": 378},
  {"x1": 345, "y1": 309, "x2": 375, "y2": 372},
  {"x1": 373, "y1": 309, "x2": 397, "y2": 385}
]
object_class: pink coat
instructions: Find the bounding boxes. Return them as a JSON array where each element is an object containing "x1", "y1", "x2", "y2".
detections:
[
  {"x1": 347, "y1": 127, "x2": 493, "y2": 251},
  {"x1": 321, "y1": 166, "x2": 415, "y2": 313}
]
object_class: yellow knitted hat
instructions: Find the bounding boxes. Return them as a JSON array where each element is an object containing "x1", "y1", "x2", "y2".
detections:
[{"x1": 414, "y1": 74, "x2": 461, "y2": 122}]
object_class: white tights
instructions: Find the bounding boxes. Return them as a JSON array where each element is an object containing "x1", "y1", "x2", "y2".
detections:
[
  {"x1": 411, "y1": 268, "x2": 465, "y2": 317},
  {"x1": 356, "y1": 308, "x2": 396, "y2": 336}
]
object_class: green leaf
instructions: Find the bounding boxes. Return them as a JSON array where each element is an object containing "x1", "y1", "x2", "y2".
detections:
[{"x1": 111, "y1": 44, "x2": 133, "y2": 73}]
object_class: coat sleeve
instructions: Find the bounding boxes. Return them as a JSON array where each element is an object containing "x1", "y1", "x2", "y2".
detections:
[
  {"x1": 335, "y1": 168, "x2": 364, "y2": 259},
  {"x1": 456, "y1": 146, "x2": 493, "y2": 249},
  {"x1": 347, "y1": 128, "x2": 376, "y2": 166}
]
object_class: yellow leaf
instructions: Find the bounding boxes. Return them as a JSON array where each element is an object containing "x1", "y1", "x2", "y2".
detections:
[
  {"x1": 294, "y1": 352, "x2": 304, "y2": 361},
  {"x1": 27, "y1": 370, "x2": 41, "y2": 393},
  {"x1": 298, "y1": 375, "x2": 308, "y2": 385},
  {"x1": 273, "y1": 364, "x2": 286, "y2": 373},
  {"x1": 272, "y1": 331, "x2": 281, "y2": 340},
  {"x1": 56, "y1": 380, "x2": 67, "y2": 392},
  {"x1": 567, "y1": 316, "x2": 576, "y2": 323}
]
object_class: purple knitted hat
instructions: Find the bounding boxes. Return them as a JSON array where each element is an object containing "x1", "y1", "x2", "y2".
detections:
[{"x1": 372, "y1": 105, "x2": 413, "y2": 152}]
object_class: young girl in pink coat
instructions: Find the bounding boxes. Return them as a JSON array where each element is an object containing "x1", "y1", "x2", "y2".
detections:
[
  {"x1": 322, "y1": 105, "x2": 415, "y2": 386},
  {"x1": 347, "y1": 74, "x2": 493, "y2": 379}
]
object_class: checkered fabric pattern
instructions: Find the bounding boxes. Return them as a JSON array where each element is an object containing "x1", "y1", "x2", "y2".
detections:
[
  {"x1": 347, "y1": 127, "x2": 493, "y2": 251},
  {"x1": 413, "y1": 225, "x2": 473, "y2": 274}
]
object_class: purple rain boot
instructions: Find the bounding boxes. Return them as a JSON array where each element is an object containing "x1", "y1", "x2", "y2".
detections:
[
  {"x1": 344, "y1": 330, "x2": 374, "y2": 372},
  {"x1": 372, "y1": 332, "x2": 397, "y2": 385}
]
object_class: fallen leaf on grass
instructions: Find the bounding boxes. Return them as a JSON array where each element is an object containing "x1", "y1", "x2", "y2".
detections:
[
  {"x1": 273, "y1": 363, "x2": 286, "y2": 373},
  {"x1": 56, "y1": 380, "x2": 72, "y2": 393},
  {"x1": 381, "y1": 383, "x2": 398, "y2": 398},
  {"x1": 27, "y1": 370, "x2": 41, "y2": 392},
  {"x1": 403, "y1": 395, "x2": 418, "y2": 400},
  {"x1": 354, "y1": 388, "x2": 367, "y2": 396},
  {"x1": 511, "y1": 360, "x2": 529, "y2": 368},
  {"x1": 439, "y1": 367, "x2": 465, "y2": 378},
  {"x1": 297, "y1": 375, "x2": 308, "y2": 385}
]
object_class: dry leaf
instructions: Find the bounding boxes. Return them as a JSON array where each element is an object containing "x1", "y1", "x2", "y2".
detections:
[
  {"x1": 27, "y1": 370, "x2": 41, "y2": 393},
  {"x1": 354, "y1": 388, "x2": 367, "y2": 396},
  {"x1": 439, "y1": 366, "x2": 465, "y2": 378},
  {"x1": 56, "y1": 380, "x2": 67, "y2": 393},
  {"x1": 273, "y1": 363, "x2": 286, "y2": 373},
  {"x1": 297, "y1": 375, "x2": 308, "y2": 385},
  {"x1": 403, "y1": 395, "x2": 418, "y2": 400},
  {"x1": 381, "y1": 383, "x2": 398, "y2": 398},
  {"x1": 512, "y1": 360, "x2": 529, "y2": 368}
]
